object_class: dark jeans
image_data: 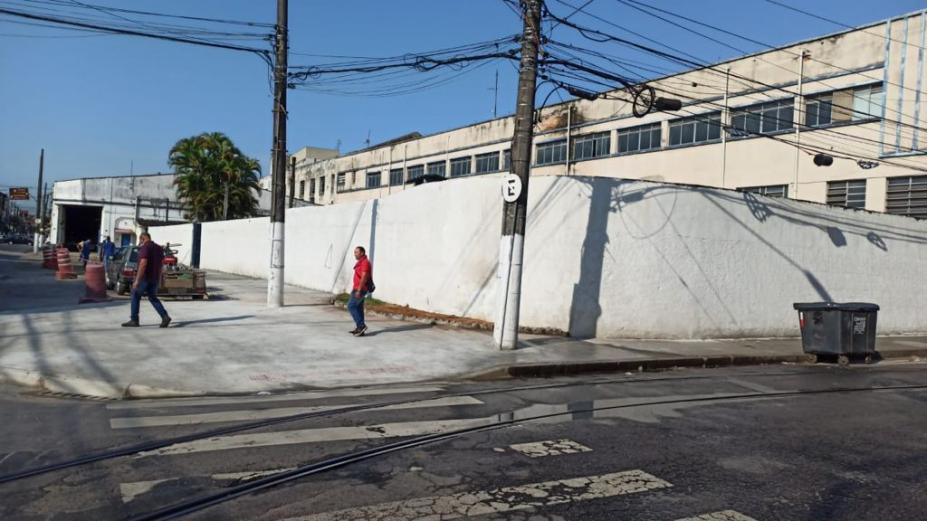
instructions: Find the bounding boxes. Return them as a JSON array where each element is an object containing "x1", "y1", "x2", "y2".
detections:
[
  {"x1": 347, "y1": 290, "x2": 367, "y2": 328},
  {"x1": 131, "y1": 278, "x2": 169, "y2": 322}
]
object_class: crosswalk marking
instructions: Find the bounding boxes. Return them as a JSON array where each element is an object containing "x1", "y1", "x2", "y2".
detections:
[
  {"x1": 119, "y1": 468, "x2": 296, "y2": 504},
  {"x1": 139, "y1": 417, "x2": 497, "y2": 457},
  {"x1": 106, "y1": 386, "x2": 445, "y2": 410},
  {"x1": 508, "y1": 439, "x2": 592, "y2": 458},
  {"x1": 280, "y1": 469, "x2": 672, "y2": 521},
  {"x1": 119, "y1": 480, "x2": 169, "y2": 504},
  {"x1": 675, "y1": 511, "x2": 759, "y2": 521},
  {"x1": 109, "y1": 396, "x2": 483, "y2": 429}
]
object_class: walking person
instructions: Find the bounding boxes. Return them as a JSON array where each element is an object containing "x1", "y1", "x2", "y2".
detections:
[
  {"x1": 100, "y1": 235, "x2": 115, "y2": 273},
  {"x1": 348, "y1": 246, "x2": 374, "y2": 337},
  {"x1": 121, "y1": 232, "x2": 171, "y2": 328},
  {"x1": 79, "y1": 238, "x2": 92, "y2": 268}
]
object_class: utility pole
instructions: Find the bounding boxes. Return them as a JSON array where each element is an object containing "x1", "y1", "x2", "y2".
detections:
[
  {"x1": 493, "y1": 0, "x2": 542, "y2": 350},
  {"x1": 288, "y1": 155, "x2": 296, "y2": 208},
  {"x1": 33, "y1": 148, "x2": 44, "y2": 253},
  {"x1": 267, "y1": 0, "x2": 288, "y2": 308}
]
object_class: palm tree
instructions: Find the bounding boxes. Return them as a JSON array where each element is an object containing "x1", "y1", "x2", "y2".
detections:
[{"x1": 169, "y1": 132, "x2": 261, "y2": 221}]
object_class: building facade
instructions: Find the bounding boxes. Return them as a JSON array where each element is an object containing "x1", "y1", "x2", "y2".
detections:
[{"x1": 290, "y1": 10, "x2": 927, "y2": 220}]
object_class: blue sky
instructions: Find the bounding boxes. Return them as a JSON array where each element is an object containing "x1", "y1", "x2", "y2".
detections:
[{"x1": 2, "y1": 0, "x2": 925, "y2": 211}]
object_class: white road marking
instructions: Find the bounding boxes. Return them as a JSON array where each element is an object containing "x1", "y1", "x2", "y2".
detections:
[
  {"x1": 106, "y1": 386, "x2": 445, "y2": 410},
  {"x1": 119, "y1": 479, "x2": 168, "y2": 504},
  {"x1": 894, "y1": 340, "x2": 927, "y2": 348},
  {"x1": 508, "y1": 439, "x2": 592, "y2": 458},
  {"x1": 210, "y1": 468, "x2": 296, "y2": 481},
  {"x1": 119, "y1": 468, "x2": 295, "y2": 504},
  {"x1": 139, "y1": 417, "x2": 497, "y2": 457},
  {"x1": 674, "y1": 510, "x2": 759, "y2": 521},
  {"x1": 281, "y1": 469, "x2": 672, "y2": 521},
  {"x1": 726, "y1": 378, "x2": 780, "y2": 394},
  {"x1": 109, "y1": 396, "x2": 483, "y2": 429}
]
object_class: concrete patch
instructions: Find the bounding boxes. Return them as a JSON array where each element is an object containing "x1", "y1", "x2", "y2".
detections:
[
  {"x1": 508, "y1": 439, "x2": 592, "y2": 458},
  {"x1": 282, "y1": 469, "x2": 671, "y2": 520}
]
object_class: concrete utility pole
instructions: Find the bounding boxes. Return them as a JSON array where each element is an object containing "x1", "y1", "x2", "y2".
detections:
[
  {"x1": 33, "y1": 148, "x2": 44, "y2": 252},
  {"x1": 288, "y1": 155, "x2": 296, "y2": 208},
  {"x1": 493, "y1": 0, "x2": 542, "y2": 350},
  {"x1": 267, "y1": 0, "x2": 288, "y2": 308}
]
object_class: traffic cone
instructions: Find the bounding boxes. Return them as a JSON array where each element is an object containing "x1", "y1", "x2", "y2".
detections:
[
  {"x1": 55, "y1": 248, "x2": 77, "y2": 280},
  {"x1": 79, "y1": 262, "x2": 110, "y2": 303}
]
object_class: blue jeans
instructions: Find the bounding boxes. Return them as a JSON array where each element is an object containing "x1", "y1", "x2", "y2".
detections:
[
  {"x1": 347, "y1": 290, "x2": 367, "y2": 329},
  {"x1": 131, "y1": 279, "x2": 168, "y2": 322}
]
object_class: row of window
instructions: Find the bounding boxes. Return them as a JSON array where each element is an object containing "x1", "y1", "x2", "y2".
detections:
[
  {"x1": 742, "y1": 174, "x2": 927, "y2": 219},
  {"x1": 535, "y1": 83, "x2": 885, "y2": 165}
]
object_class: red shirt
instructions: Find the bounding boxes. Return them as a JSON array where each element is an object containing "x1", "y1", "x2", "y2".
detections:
[
  {"x1": 353, "y1": 256, "x2": 372, "y2": 291},
  {"x1": 137, "y1": 241, "x2": 164, "y2": 283}
]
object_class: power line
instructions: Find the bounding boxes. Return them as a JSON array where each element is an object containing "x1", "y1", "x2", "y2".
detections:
[
  {"x1": 18, "y1": 0, "x2": 274, "y2": 27},
  {"x1": 764, "y1": 0, "x2": 926, "y2": 50}
]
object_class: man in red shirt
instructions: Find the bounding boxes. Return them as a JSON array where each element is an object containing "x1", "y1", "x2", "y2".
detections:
[
  {"x1": 121, "y1": 232, "x2": 171, "y2": 328},
  {"x1": 348, "y1": 246, "x2": 373, "y2": 336}
]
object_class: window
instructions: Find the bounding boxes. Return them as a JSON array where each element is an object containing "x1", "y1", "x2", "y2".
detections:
[
  {"x1": 366, "y1": 171, "x2": 381, "y2": 189},
  {"x1": 407, "y1": 164, "x2": 424, "y2": 181},
  {"x1": 319, "y1": 176, "x2": 326, "y2": 196},
  {"x1": 886, "y1": 175, "x2": 927, "y2": 218},
  {"x1": 731, "y1": 99, "x2": 793, "y2": 136},
  {"x1": 741, "y1": 185, "x2": 789, "y2": 198},
  {"x1": 805, "y1": 93, "x2": 833, "y2": 127},
  {"x1": 851, "y1": 83, "x2": 884, "y2": 120},
  {"x1": 309, "y1": 179, "x2": 315, "y2": 201},
  {"x1": 826, "y1": 180, "x2": 867, "y2": 209},
  {"x1": 536, "y1": 139, "x2": 567, "y2": 165},
  {"x1": 475, "y1": 152, "x2": 500, "y2": 173},
  {"x1": 298, "y1": 180, "x2": 305, "y2": 199},
  {"x1": 427, "y1": 161, "x2": 446, "y2": 178},
  {"x1": 572, "y1": 131, "x2": 611, "y2": 160},
  {"x1": 450, "y1": 156, "x2": 471, "y2": 177},
  {"x1": 807, "y1": 83, "x2": 884, "y2": 127},
  {"x1": 669, "y1": 112, "x2": 721, "y2": 146},
  {"x1": 503, "y1": 149, "x2": 511, "y2": 170},
  {"x1": 618, "y1": 123, "x2": 661, "y2": 154},
  {"x1": 336, "y1": 173, "x2": 346, "y2": 191},
  {"x1": 389, "y1": 168, "x2": 404, "y2": 186}
]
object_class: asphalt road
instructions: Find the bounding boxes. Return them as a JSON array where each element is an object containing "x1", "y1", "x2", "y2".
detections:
[{"x1": 1, "y1": 363, "x2": 926, "y2": 521}]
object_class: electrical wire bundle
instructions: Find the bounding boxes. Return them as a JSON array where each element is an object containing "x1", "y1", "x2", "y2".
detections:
[{"x1": 286, "y1": 35, "x2": 522, "y2": 98}]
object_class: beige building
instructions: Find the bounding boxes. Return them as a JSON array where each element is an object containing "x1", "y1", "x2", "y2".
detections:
[{"x1": 290, "y1": 10, "x2": 927, "y2": 219}]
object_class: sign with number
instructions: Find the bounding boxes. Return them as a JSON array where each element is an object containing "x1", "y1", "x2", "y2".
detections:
[
  {"x1": 9, "y1": 187, "x2": 29, "y2": 200},
  {"x1": 501, "y1": 174, "x2": 522, "y2": 203}
]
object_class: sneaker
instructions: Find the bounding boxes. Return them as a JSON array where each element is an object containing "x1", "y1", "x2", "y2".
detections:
[
  {"x1": 354, "y1": 325, "x2": 368, "y2": 337},
  {"x1": 121, "y1": 320, "x2": 139, "y2": 328},
  {"x1": 349, "y1": 327, "x2": 359, "y2": 335},
  {"x1": 160, "y1": 316, "x2": 172, "y2": 328}
]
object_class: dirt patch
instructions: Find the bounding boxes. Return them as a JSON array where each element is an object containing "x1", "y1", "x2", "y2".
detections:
[{"x1": 332, "y1": 293, "x2": 568, "y2": 336}]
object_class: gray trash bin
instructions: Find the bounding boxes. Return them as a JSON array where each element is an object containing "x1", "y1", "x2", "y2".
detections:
[{"x1": 792, "y1": 302, "x2": 879, "y2": 364}]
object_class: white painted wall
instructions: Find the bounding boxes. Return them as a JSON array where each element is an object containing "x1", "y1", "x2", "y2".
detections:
[
  {"x1": 153, "y1": 175, "x2": 927, "y2": 339},
  {"x1": 149, "y1": 223, "x2": 194, "y2": 267}
]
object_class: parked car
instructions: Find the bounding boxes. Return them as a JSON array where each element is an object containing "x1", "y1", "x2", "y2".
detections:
[
  {"x1": 6, "y1": 234, "x2": 33, "y2": 245},
  {"x1": 106, "y1": 245, "x2": 139, "y2": 295}
]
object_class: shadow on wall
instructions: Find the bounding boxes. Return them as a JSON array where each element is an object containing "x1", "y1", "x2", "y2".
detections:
[{"x1": 560, "y1": 177, "x2": 927, "y2": 338}]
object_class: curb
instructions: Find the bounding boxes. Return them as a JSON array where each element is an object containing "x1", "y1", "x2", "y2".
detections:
[
  {"x1": 0, "y1": 366, "x2": 207, "y2": 400},
  {"x1": 465, "y1": 349, "x2": 927, "y2": 381}
]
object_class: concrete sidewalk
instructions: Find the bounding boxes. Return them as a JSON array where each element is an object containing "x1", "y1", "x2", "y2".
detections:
[{"x1": 1, "y1": 247, "x2": 924, "y2": 399}]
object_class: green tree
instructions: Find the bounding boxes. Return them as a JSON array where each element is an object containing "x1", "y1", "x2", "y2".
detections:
[{"x1": 169, "y1": 132, "x2": 261, "y2": 221}]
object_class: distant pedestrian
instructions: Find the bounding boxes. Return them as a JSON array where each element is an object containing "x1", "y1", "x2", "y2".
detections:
[
  {"x1": 122, "y1": 232, "x2": 171, "y2": 328},
  {"x1": 347, "y1": 246, "x2": 374, "y2": 337},
  {"x1": 79, "y1": 238, "x2": 92, "y2": 268},
  {"x1": 100, "y1": 236, "x2": 115, "y2": 272}
]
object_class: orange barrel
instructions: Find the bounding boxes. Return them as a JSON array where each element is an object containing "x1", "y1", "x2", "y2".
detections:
[
  {"x1": 55, "y1": 248, "x2": 77, "y2": 280},
  {"x1": 42, "y1": 245, "x2": 57, "y2": 269},
  {"x1": 79, "y1": 262, "x2": 109, "y2": 303}
]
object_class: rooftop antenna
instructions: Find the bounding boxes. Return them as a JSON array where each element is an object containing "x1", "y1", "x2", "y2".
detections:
[{"x1": 365, "y1": 129, "x2": 371, "y2": 148}]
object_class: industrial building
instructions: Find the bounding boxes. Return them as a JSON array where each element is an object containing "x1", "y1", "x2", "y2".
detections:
[
  {"x1": 289, "y1": 9, "x2": 927, "y2": 220},
  {"x1": 49, "y1": 173, "x2": 277, "y2": 249}
]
